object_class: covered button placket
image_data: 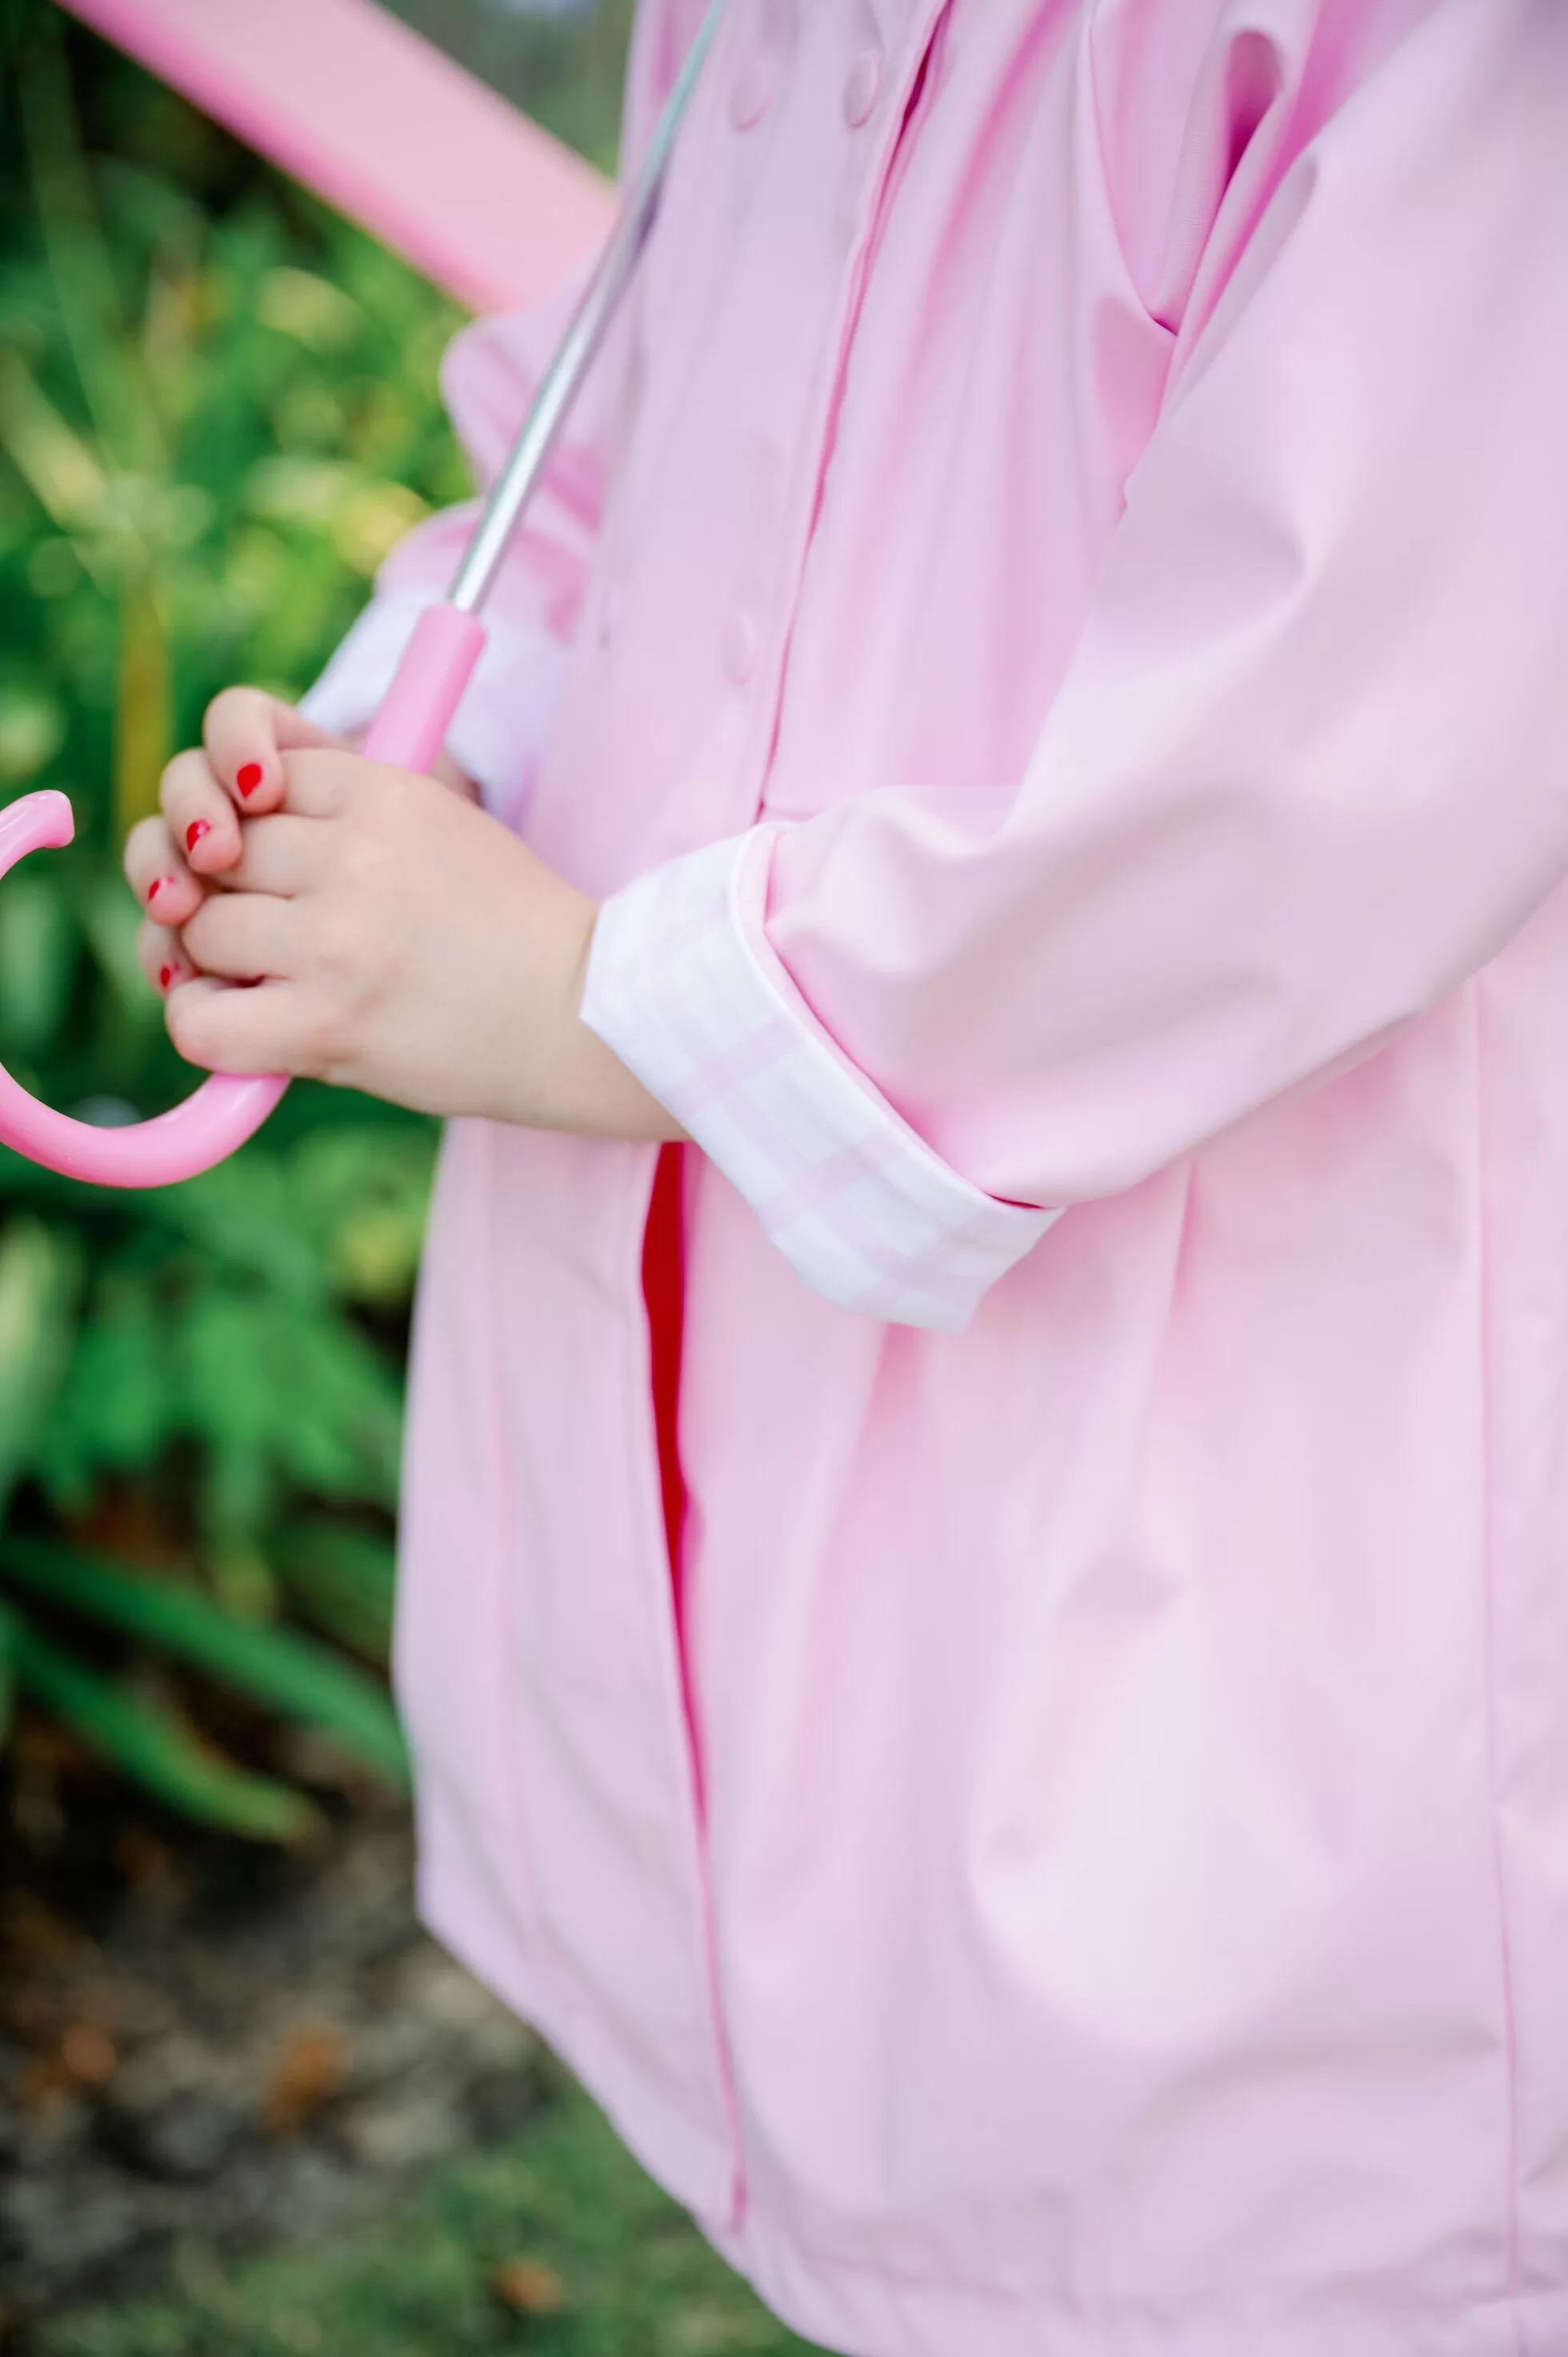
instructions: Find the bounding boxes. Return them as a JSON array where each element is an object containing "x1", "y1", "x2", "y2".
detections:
[
  {"x1": 646, "y1": 0, "x2": 810, "y2": 2245},
  {"x1": 714, "y1": 3, "x2": 945, "y2": 844},
  {"x1": 645, "y1": 0, "x2": 954, "y2": 2249},
  {"x1": 729, "y1": 50, "x2": 778, "y2": 130},
  {"x1": 844, "y1": 46, "x2": 883, "y2": 127}
]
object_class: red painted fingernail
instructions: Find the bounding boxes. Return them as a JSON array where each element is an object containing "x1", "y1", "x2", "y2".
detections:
[
  {"x1": 159, "y1": 965, "x2": 174, "y2": 990},
  {"x1": 186, "y1": 819, "x2": 211, "y2": 854},
  {"x1": 237, "y1": 762, "x2": 263, "y2": 796},
  {"x1": 147, "y1": 875, "x2": 173, "y2": 905}
]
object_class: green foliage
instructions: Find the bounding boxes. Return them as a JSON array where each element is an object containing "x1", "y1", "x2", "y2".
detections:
[
  {"x1": 38, "y1": 2067, "x2": 829, "y2": 2357},
  {"x1": 0, "y1": 1541, "x2": 407, "y2": 1783},
  {"x1": 0, "y1": 2, "x2": 482, "y2": 1835},
  {"x1": 1, "y1": 1602, "x2": 320, "y2": 1845}
]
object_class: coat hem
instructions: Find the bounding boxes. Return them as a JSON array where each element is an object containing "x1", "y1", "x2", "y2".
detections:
[
  {"x1": 701, "y1": 2207, "x2": 1554, "y2": 2357},
  {"x1": 414, "y1": 1774, "x2": 1551, "y2": 2357},
  {"x1": 412, "y1": 1783, "x2": 738, "y2": 2230}
]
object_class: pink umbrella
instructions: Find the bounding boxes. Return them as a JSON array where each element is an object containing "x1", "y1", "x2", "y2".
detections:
[
  {"x1": 0, "y1": 0, "x2": 722, "y2": 1186},
  {"x1": 56, "y1": 0, "x2": 617, "y2": 314}
]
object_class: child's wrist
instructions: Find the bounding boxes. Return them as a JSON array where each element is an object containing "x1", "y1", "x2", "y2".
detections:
[
  {"x1": 497, "y1": 884, "x2": 685, "y2": 1145},
  {"x1": 556, "y1": 903, "x2": 687, "y2": 1144}
]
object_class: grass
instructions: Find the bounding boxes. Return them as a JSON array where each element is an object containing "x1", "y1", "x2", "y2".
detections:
[{"x1": 38, "y1": 2068, "x2": 831, "y2": 2357}]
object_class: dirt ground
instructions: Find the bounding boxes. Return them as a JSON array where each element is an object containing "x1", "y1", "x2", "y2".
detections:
[{"x1": 0, "y1": 1769, "x2": 545, "y2": 2343}]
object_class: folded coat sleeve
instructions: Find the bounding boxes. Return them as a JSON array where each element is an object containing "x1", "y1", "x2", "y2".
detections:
[{"x1": 582, "y1": 0, "x2": 1568, "y2": 1332}]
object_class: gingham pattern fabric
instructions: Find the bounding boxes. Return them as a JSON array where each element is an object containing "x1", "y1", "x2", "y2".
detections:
[{"x1": 582, "y1": 828, "x2": 1058, "y2": 1331}]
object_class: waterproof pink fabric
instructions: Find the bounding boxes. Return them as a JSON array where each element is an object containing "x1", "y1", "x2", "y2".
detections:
[{"x1": 313, "y1": 3, "x2": 1568, "y2": 2349}]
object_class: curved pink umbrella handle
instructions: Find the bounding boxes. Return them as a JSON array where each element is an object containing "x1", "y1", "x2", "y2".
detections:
[
  {"x1": 0, "y1": 606, "x2": 486, "y2": 1187},
  {"x1": 0, "y1": 791, "x2": 286, "y2": 1187}
]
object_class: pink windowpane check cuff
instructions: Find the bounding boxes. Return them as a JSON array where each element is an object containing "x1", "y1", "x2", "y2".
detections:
[{"x1": 582, "y1": 829, "x2": 1058, "y2": 1331}]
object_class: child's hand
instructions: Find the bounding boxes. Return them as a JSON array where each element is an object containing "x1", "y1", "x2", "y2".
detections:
[
  {"x1": 125, "y1": 691, "x2": 349, "y2": 995},
  {"x1": 125, "y1": 736, "x2": 680, "y2": 1141},
  {"x1": 125, "y1": 686, "x2": 479, "y2": 994}
]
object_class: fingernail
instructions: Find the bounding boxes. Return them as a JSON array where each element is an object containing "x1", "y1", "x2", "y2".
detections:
[
  {"x1": 186, "y1": 819, "x2": 211, "y2": 854},
  {"x1": 159, "y1": 964, "x2": 174, "y2": 990},
  {"x1": 237, "y1": 762, "x2": 263, "y2": 796},
  {"x1": 147, "y1": 876, "x2": 174, "y2": 905}
]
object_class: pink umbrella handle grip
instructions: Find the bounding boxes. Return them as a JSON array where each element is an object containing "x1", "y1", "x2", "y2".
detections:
[
  {"x1": 0, "y1": 606, "x2": 486, "y2": 1187},
  {"x1": 360, "y1": 603, "x2": 486, "y2": 770},
  {"x1": 0, "y1": 790, "x2": 284, "y2": 1185}
]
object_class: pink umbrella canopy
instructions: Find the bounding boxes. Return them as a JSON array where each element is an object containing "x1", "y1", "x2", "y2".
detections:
[{"x1": 54, "y1": 0, "x2": 617, "y2": 312}]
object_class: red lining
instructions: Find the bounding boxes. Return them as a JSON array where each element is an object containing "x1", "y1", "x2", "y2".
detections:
[{"x1": 641, "y1": 1141, "x2": 688, "y2": 1602}]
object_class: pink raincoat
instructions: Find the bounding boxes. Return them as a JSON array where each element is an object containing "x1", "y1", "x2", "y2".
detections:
[{"x1": 305, "y1": 2, "x2": 1568, "y2": 2349}]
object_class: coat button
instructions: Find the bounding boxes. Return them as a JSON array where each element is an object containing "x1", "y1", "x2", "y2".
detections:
[
  {"x1": 843, "y1": 50, "x2": 882, "y2": 127},
  {"x1": 723, "y1": 613, "x2": 759, "y2": 685},
  {"x1": 730, "y1": 56, "x2": 777, "y2": 130}
]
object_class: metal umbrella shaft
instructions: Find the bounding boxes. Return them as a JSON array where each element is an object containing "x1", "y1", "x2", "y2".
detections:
[
  {"x1": 359, "y1": 0, "x2": 725, "y2": 770},
  {"x1": 450, "y1": 0, "x2": 726, "y2": 615}
]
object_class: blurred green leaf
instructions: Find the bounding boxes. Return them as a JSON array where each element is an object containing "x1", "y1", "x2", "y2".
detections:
[
  {"x1": 74, "y1": 865, "x2": 161, "y2": 1033},
  {"x1": 9, "y1": 1610, "x2": 321, "y2": 1843},
  {"x1": 0, "y1": 866, "x2": 78, "y2": 1053},
  {"x1": 18, "y1": 17, "x2": 163, "y2": 474},
  {"x1": 0, "y1": 1215, "x2": 79, "y2": 1520},
  {"x1": 0, "y1": 347, "x2": 110, "y2": 541},
  {"x1": 159, "y1": 1150, "x2": 328, "y2": 1295},
  {"x1": 0, "y1": 1598, "x2": 16, "y2": 1749},
  {"x1": 38, "y1": 1272, "x2": 173, "y2": 1503},
  {"x1": 0, "y1": 686, "x2": 66, "y2": 785},
  {"x1": 276, "y1": 1519, "x2": 396, "y2": 1665},
  {"x1": 256, "y1": 264, "x2": 363, "y2": 353},
  {"x1": 0, "y1": 4, "x2": 486, "y2": 1830},
  {"x1": 294, "y1": 1125, "x2": 435, "y2": 1305},
  {"x1": 0, "y1": 1537, "x2": 409, "y2": 1785},
  {"x1": 114, "y1": 556, "x2": 170, "y2": 836}
]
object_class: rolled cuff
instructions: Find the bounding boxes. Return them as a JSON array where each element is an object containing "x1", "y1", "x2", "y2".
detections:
[
  {"x1": 581, "y1": 829, "x2": 1058, "y2": 1331},
  {"x1": 300, "y1": 586, "x2": 570, "y2": 832}
]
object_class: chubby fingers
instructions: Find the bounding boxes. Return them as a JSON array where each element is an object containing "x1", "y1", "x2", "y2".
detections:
[
  {"x1": 125, "y1": 814, "x2": 207, "y2": 930},
  {"x1": 164, "y1": 975, "x2": 320, "y2": 1081},
  {"x1": 202, "y1": 686, "x2": 350, "y2": 821},
  {"x1": 136, "y1": 914, "x2": 195, "y2": 1000},
  {"x1": 129, "y1": 816, "x2": 298, "y2": 986},
  {"x1": 159, "y1": 747, "x2": 245, "y2": 878},
  {"x1": 181, "y1": 886, "x2": 298, "y2": 983},
  {"x1": 134, "y1": 779, "x2": 322, "y2": 950},
  {"x1": 154, "y1": 693, "x2": 351, "y2": 882}
]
